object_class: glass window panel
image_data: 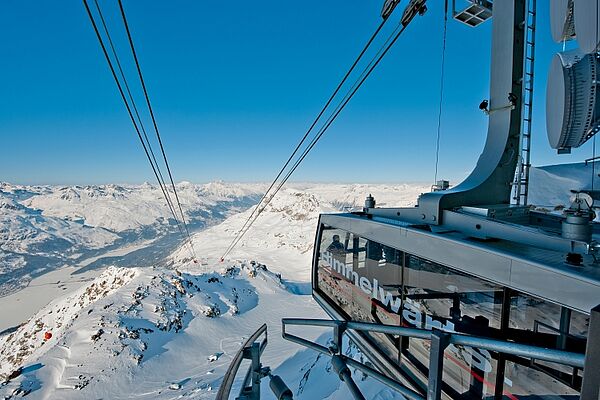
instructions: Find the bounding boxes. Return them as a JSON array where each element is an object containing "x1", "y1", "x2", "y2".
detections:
[
  {"x1": 317, "y1": 227, "x2": 353, "y2": 317},
  {"x1": 506, "y1": 292, "x2": 586, "y2": 395},
  {"x1": 316, "y1": 227, "x2": 403, "y2": 364},
  {"x1": 442, "y1": 344, "x2": 499, "y2": 399},
  {"x1": 401, "y1": 254, "x2": 504, "y2": 398},
  {"x1": 509, "y1": 293, "x2": 562, "y2": 333},
  {"x1": 502, "y1": 360, "x2": 579, "y2": 399},
  {"x1": 403, "y1": 255, "x2": 503, "y2": 331},
  {"x1": 358, "y1": 238, "x2": 402, "y2": 362},
  {"x1": 316, "y1": 225, "x2": 588, "y2": 399}
]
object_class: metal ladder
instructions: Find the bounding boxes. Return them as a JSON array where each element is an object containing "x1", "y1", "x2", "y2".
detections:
[{"x1": 513, "y1": 0, "x2": 537, "y2": 205}]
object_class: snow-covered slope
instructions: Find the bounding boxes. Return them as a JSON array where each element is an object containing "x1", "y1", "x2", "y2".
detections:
[
  {"x1": 0, "y1": 182, "x2": 427, "y2": 400},
  {"x1": 20, "y1": 182, "x2": 264, "y2": 232},
  {"x1": 171, "y1": 189, "x2": 337, "y2": 282},
  {"x1": 3, "y1": 167, "x2": 595, "y2": 399},
  {"x1": 0, "y1": 182, "x2": 263, "y2": 296},
  {"x1": 529, "y1": 162, "x2": 600, "y2": 207}
]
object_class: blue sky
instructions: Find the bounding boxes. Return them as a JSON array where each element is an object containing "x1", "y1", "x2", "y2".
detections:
[{"x1": 0, "y1": 1, "x2": 590, "y2": 185}]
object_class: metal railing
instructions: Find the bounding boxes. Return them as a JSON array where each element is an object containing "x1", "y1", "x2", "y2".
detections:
[
  {"x1": 282, "y1": 318, "x2": 588, "y2": 400},
  {"x1": 216, "y1": 324, "x2": 293, "y2": 400},
  {"x1": 216, "y1": 324, "x2": 268, "y2": 400}
]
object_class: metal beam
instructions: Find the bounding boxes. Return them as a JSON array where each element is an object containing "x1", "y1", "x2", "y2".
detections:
[
  {"x1": 441, "y1": 210, "x2": 591, "y2": 254},
  {"x1": 332, "y1": 355, "x2": 366, "y2": 400},
  {"x1": 427, "y1": 330, "x2": 450, "y2": 400},
  {"x1": 582, "y1": 304, "x2": 600, "y2": 399},
  {"x1": 371, "y1": 0, "x2": 526, "y2": 224}
]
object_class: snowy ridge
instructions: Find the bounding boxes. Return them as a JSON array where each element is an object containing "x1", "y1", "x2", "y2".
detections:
[
  {"x1": 0, "y1": 261, "x2": 328, "y2": 399},
  {"x1": 0, "y1": 267, "x2": 138, "y2": 379},
  {"x1": 0, "y1": 263, "x2": 266, "y2": 398},
  {"x1": 21, "y1": 182, "x2": 265, "y2": 232}
]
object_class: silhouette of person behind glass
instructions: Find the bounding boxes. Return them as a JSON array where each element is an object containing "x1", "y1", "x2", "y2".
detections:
[{"x1": 327, "y1": 234, "x2": 345, "y2": 264}]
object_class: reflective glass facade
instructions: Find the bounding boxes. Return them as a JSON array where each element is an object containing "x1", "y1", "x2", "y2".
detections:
[{"x1": 315, "y1": 225, "x2": 588, "y2": 399}]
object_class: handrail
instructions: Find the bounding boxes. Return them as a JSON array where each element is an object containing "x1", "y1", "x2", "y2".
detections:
[
  {"x1": 239, "y1": 336, "x2": 269, "y2": 395},
  {"x1": 282, "y1": 318, "x2": 587, "y2": 400},
  {"x1": 282, "y1": 320, "x2": 425, "y2": 400},
  {"x1": 282, "y1": 318, "x2": 585, "y2": 367},
  {"x1": 216, "y1": 324, "x2": 268, "y2": 400}
]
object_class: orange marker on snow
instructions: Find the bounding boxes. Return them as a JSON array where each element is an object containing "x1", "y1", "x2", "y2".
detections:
[{"x1": 44, "y1": 331, "x2": 52, "y2": 340}]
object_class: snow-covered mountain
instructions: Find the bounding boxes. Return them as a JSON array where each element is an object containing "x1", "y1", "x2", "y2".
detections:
[
  {"x1": 0, "y1": 182, "x2": 263, "y2": 296},
  {"x1": 19, "y1": 181, "x2": 265, "y2": 232},
  {"x1": 2, "y1": 163, "x2": 597, "y2": 399},
  {"x1": 529, "y1": 162, "x2": 600, "y2": 207},
  {"x1": 0, "y1": 182, "x2": 428, "y2": 399},
  {"x1": 0, "y1": 186, "x2": 119, "y2": 296}
]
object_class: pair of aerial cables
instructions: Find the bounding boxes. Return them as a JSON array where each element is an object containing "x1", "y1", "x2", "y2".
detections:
[
  {"x1": 221, "y1": 0, "x2": 431, "y2": 261},
  {"x1": 83, "y1": 0, "x2": 197, "y2": 262}
]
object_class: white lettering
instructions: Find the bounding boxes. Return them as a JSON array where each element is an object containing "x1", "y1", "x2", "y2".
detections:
[
  {"x1": 425, "y1": 315, "x2": 443, "y2": 330},
  {"x1": 402, "y1": 300, "x2": 422, "y2": 327},
  {"x1": 372, "y1": 278, "x2": 379, "y2": 300},
  {"x1": 377, "y1": 286, "x2": 402, "y2": 313},
  {"x1": 470, "y1": 348, "x2": 493, "y2": 373},
  {"x1": 425, "y1": 315, "x2": 455, "y2": 332},
  {"x1": 359, "y1": 276, "x2": 372, "y2": 295},
  {"x1": 332, "y1": 257, "x2": 345, "y2": 275},
  {"x1": 346, "y1": 266, "x2": 359, "y2": 286},
  {"x1": 320, "y1": 250, "x2": 493, "y2": 372},
  {"x1": 321, "y1": 251, "x2": 332, "y2": 267}
]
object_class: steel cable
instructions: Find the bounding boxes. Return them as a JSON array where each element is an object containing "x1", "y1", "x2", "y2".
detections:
[
  {"x1": 92, "y1": 0, "x2": 184, "y2": 237},
  {"x1": 220, "y1": 19, "x2": 390, "y2": 260},
  {"x1": 222, "y1": 17, "x2": 414, "y2": 260},
  {"x1": 434, "y1": 0, "x2": 448, "y2": 185},
  {"x1": 84, "y1": 0, "x2": 195, "y2": 260},
  {"x1": 117, "y1": 0, "x2": 196, "y2": 259}
]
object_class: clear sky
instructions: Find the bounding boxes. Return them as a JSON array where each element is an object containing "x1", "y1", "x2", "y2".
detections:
[{"x1": 0, "y1": 1, "x2": 590, "y2": 185}]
